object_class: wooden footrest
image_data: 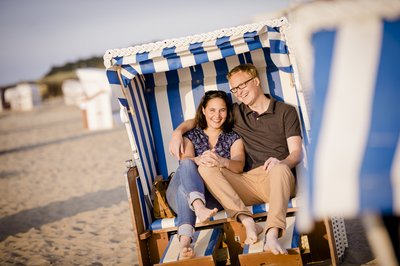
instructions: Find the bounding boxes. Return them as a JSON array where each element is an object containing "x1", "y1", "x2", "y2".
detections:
[
  {"x1": 239, "y1": 217, "x2": 302, "y2": 265},
  {"x1": 239, "y1": 247, "x2": 302, "y2": 265},
  {"x1": 156, "y1": 227, "x2": 223, "y2": 265}
]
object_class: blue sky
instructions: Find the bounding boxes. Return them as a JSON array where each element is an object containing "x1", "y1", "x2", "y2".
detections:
[{"x1": 0, "y1": 0, "x2": 292, "y2": 87}]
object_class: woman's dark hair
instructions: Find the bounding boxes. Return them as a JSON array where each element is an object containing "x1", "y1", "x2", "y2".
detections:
[{"x1": 194, "y1": 90, "x2": 234, "y2": 132}]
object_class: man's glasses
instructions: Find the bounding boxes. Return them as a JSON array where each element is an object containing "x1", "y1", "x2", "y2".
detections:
[{"x1": 229, "y1": 76, "x2": 255, "y2": 93}]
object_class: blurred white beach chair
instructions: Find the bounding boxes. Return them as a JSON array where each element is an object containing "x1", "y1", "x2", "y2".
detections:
[
  {"x1": 4, "y1": 83, "x2": 41, "y2": 111},
  {"x1": 104, "y1": 17, "x2": 345, "y2": 265},
  {"x1": 61, "y1": 79, "x2": 85, "y2": 106},
  {"x1": 76, "y1": 68, "x2": 123, "y2": 130},
  {"x1": 285, "y1": 0, "x2": 400, "y2": 264}
]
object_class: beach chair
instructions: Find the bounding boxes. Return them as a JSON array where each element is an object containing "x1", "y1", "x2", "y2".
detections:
[
  {"x1": 104, "y1": 17, "x2": 345, "y2": 265},
  {"x1": 286, "y1": 0, "x2": 400, "y2": 264}
]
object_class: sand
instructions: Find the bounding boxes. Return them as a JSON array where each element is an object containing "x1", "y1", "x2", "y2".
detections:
[
  {"x1": 0, "y1": 98, "x2": 136, "y2": 265},
  {"x1": 0, "y1": 97, "x2": 376, "y2": 265}
]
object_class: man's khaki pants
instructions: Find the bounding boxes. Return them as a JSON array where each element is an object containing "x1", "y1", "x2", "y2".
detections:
[{"x1": 198, "y1": 164, "x2": 296, "y2": 234}]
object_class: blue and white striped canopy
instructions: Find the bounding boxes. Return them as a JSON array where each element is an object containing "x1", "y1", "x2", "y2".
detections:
[
  {"x1": 104, "y1": 18, "x2": 310, "y2": 228},
  {"x1": 288, "y1": 0, "x2": 400, "y2": 224}
]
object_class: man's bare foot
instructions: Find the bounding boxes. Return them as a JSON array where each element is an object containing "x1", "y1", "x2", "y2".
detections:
[
  {"x1": 264, "y1": 227, "x2": 287, "y2": 254},
  {"x1": 192, "y1": 199, "x2": 218, "y2": 223},
  {"x1": 239, "y1": 215, "x2": 264, "y2": 244},
  {"x1": 179, "y1": 235, "x2": 195, "y2": 259}
]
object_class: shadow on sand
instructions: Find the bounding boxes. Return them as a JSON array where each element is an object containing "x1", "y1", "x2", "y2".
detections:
[
  {"x1": 0, "y1": 127, "x2": 122, "y2": 156},
  {"x1": 0, "y1": 186, "x2": 126, "y2": 241}
]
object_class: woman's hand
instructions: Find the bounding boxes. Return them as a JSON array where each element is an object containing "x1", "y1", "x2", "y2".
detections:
[{"x1": 197, "y1": 150, "x2": 228, "y2": 168}]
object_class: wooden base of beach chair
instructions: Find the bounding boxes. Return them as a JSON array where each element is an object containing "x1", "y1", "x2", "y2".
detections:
[
  {"x1": 223, "y1": 216, "x2": 301, "y2": 266},
  {"x1": 238, "y1": 217, "x2": 302, "y2": 265},
  {"x1": 239, "y1": 248, "x2": 302, "y2": 266},
  {"x1": 155, "y1": 227, "x2": 223, "y2": 265},
  {"x1": 299, "y1": 218, "x2": 345, "y2": 266},
  {"x1": 125, "y1": 164, "x2": 343, "y2": 266},
  {"x1": 148, "y1": 232, "x2": 170, "y2": 265},
  {"x1": 223, "y1": 220, "x2": 246, "y2": 266},
  {"x1": 301, "y1": 219, "x2": 338, "y2": 265}
]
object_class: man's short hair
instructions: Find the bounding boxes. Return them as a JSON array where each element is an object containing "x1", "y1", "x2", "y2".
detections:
[{"x1": 227, "y1": 63, "x2": 259, "y2": 80}]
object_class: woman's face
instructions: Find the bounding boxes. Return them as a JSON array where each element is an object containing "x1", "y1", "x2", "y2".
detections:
[{"x1": 202, "y1": 97, "x2": 227, "y2": 130}]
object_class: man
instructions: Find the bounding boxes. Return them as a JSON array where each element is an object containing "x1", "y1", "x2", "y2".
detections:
[{"x1": 169, "y1": 63, "x2": 302, "y2": 255}]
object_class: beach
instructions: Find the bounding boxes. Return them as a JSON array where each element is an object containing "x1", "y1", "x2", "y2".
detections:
[
  {"x1": 0, "y1": 97, "x2": 375, "y2": 265},
  {"x1": 0, "y1": 98, "x2": 137, "y2": 265}
]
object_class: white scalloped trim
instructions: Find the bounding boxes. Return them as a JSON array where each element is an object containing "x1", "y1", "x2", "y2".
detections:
[{"x1": 103, "y1": 17, "x2": 288, "y2": 68}]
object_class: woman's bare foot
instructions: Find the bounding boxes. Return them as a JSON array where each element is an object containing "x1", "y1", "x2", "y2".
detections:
[
  {"x1": 179, "y1": 235, "x2": 195, "y2": 259},
  {"x1": 264, "y1": 227, "x2": 287, "y2": 254},
  {"x1": 192, "y1": 199, "x2": 218, "y2": 223},
  {"x1": 239, "y1": 215, "x2": 264, "y2": 244}
]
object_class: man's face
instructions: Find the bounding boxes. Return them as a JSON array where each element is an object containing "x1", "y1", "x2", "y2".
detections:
[{"x1": 228, "y1": 71, "x2": 260, "y2": 105}]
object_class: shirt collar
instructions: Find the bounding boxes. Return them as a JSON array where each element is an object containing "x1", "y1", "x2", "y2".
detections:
[{"x1": 244, "y1": 94, "x2": 276, "y2": 116}]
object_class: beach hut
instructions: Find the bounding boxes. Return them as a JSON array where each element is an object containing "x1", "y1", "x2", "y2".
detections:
[
  {"x1": 104, "y1": 16, "x2": 347, "y2": 265},
  {"x1": 282, "y1": 0, "x2": 400, "y2": 264}
]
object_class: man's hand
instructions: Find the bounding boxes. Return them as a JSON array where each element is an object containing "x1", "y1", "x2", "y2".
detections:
[
  {"x1": 169, "y1": 131, "x2": 184, "y2": 160},
  {"x1": 263, "y1": 157, "x2": 280, "y2": 173},
  {"x1": 168, "y1": 119, "x2": 197, "y2": 160}
]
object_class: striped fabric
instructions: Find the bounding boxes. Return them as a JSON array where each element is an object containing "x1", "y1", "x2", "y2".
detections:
[
  {"x1": 119, "y1": 98, "x2": 154, "y2": 228},
  {"x1": 242, "y1": 216, "x2": 300, "y2": 254},
  {"x1": 150, "y1": 197, "x2": 299, "y2": 230},
  {"x1": 303, "y1": 8, "x2": 400, "y2": 221},
  {"x1": 159, "y1": 227, "x2": 222, "y2": 263},
  {"x1": 105, "y1": 18, "x2": 310, "y2": 230}
]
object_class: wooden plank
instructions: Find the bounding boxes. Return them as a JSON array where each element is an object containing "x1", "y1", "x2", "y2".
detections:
[
  {"x1": 148, "y1": 232, "x2": 169, "y2": 265},
  {"x1": 224, "y1": 221, "x2": 245, "y2": 266},
  {"x1": 324, "y1": 218, "x2": 339, "y2": 266},
  {"x1": 126, "y1": 166, "x2": 151, "y2": 266},
  {"x1": 155, "y1": 228, "x2": 223, "y2": 266},
  {"x1": 155, "y1": 255, "x2": 215, "y2": 266},
  {"x1": 239, "y1": 247, "x2": 302, "y2": 266},
  {"x1": 150, "y1": 208, "x2": 298, "y2": 234},
  {"x1": 151, "y1": 218, "x2": 229, "y2": 234},
  {"x1": 305, "y1": 220, "x2": 332, "y2": 263}
]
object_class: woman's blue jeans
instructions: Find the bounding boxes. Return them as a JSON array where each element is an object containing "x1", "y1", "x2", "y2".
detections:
[{"x1": 166, "y1": 159, "x2": 221, "y2": 238}]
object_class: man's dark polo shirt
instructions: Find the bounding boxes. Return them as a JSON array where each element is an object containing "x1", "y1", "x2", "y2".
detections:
[{"x1": 232, "y1": 94, "x2": 302, "y2": 171}]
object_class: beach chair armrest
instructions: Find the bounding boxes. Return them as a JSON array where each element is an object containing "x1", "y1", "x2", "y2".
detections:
[{"x1": 139, "y1": 231, "x2": 152, "y2": 240}]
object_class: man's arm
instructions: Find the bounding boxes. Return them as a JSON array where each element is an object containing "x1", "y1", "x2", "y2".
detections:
[
  {"x1": 263, "y1": 136, "x2": 303, "y2": 172},
  {"x1": 180, "y1": 137, "x2": 195, "y2": 160},
  {"x1": 168, "y1": 119, "x2": 196, "y2": 159},
  {"x1": 280, "y1": 136, "x2": 303, "y2": 169}
]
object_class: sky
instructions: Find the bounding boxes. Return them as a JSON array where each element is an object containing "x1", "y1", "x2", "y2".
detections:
[{"x1": 0, "y1": 0, "x2": 292, "y2": 87}]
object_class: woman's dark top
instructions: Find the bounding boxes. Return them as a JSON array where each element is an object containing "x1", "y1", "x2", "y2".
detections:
[{"x1": 184, "y1": 128, "x2": 240, "y2": 158}]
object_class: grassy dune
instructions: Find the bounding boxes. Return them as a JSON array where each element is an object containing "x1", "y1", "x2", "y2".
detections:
[{"x1": 39, "y1": 70, "x2": 78, "y2": 98}]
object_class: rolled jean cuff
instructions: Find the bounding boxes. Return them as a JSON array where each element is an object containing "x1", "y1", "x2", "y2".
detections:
[
  {"x1": 188, "y1": 191, "x2": 205, "y2": 211},
  {"x1": 178, "y1": 224, "x2": 195, "y2": 239}
]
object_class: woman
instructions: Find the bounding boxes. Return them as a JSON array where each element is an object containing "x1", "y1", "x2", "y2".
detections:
[{"x1": 166, "y1": 90, "x2": 245, "y2": 259}]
